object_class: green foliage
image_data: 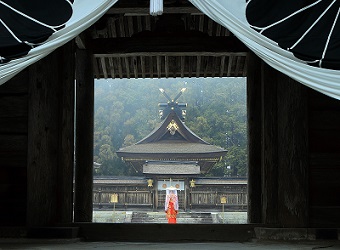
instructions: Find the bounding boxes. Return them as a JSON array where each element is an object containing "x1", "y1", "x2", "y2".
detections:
[{"x1": 94, "y1": 78, "x2": 247, "y2": 177}]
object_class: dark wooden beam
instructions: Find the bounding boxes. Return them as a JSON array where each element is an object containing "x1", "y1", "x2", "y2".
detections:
[
  {"x1": 27, "y1": 42, "x2": 75, "y2": 226},
  {"x1": 90, "y1": 36, "x2": 248, "y2": 54},
  {"x1": 28, "y1": 49, "x2": 52, "y2": 227},
  {"x1": 277, "y1": 73, "x2": 309, "y2": 227},
  {"x1": 261, "y1": 61, "x2": 279, "y2": 225},
  {"x1": 246, "y1": 52, "x2": 262, "y2": 224},
  {"x1": 56, "y1": 42, "x2": 75, "y2": 225}
]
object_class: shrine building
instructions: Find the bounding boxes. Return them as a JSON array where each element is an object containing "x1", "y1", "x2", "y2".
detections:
[{"x1": 116, "y1": 89, "x2": 227, "y2": 209}]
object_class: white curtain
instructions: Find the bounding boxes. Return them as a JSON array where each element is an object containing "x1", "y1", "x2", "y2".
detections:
[
  {"x1": 190, "y1": 0, "x2": 340, "y2": 100},
  {"x1": 0, "y1": 0, "x2": 118, "y2": 85},
  {"x1": 2, "y1": 0, "x2": 340, "y2": 100}
]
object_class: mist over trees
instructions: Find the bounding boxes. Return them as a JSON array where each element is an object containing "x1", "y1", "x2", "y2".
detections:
[{"x1": 94, "y1": 77, "x2": 247, "y2": 177}]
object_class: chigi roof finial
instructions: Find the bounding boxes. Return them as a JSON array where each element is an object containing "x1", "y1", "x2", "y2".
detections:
[{"x1": 158, "y1": 88, "x2": 187, "y2": 121}]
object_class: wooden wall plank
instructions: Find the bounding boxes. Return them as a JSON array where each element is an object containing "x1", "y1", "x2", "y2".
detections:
[
  {"x1": 0, "y1": 69, "x2": 28, "y2": 226},
  {"x1": 0, "y1": 96, "x2": 28, "y2": 118},
  {"x1": 309, "y1": 110, "x2": 340, "y2": 130},
  {"x1": 309, "y1": 130, "x2": 340, "y2": 153},
  {"x1": 310, "y1": 207, "x2": 340, "y2": 227},
  {"x1": 0, "y1": 117, "x2": 28, "y2": 134},
  {"x1": 0, "y1": 70, "x2": 28, "y2": 94},
  {"x1": 308, "y1": 88, "x2": 340, "y2": 227},
  {"x1": 0, "y1": 166, "x2": 26, "y2": 225},
  {"x1": 0, "y1": 135, "x2": 27, "y2": 152}
]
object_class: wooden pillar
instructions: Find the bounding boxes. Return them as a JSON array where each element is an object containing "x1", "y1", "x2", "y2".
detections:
[
  {"x1": 27, "y1": 42, "x2": 75, "y2": 227},
  {"x1": 246, "y1": 52, "x2": 262, "y2": 223},
  {"x1": 184, "y1": 178, "x2": 188, "y2": 211},
  {"x1": 261, "y1": 61, "x2": 279, "y2": 225},
  {"x1": 74, "y1": 48, "x2": 94, "y2": 222},
  {"x1": 277, "y1": 73, "x2": 309, "y2": 227},
  {"x1": 155, "y1": 180, "x2": 159, "y2": 210},
  {"x1": 57, "y1": 42, "x2": 75, "y2": 224}
]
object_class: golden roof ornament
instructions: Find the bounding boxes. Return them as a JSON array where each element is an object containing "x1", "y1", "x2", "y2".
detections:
[{"x1": 167, "y1": 120, "x2": 179, "y2": 135}]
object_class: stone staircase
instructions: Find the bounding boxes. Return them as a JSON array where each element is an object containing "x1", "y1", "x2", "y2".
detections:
[{"x1": 131, "y1": 212, "x2": 213, "y2": 224}]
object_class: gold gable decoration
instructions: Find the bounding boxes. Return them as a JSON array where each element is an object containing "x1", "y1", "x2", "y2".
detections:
[{"x1": 167, "y1": 120, "x2": 179, "y2": 135}]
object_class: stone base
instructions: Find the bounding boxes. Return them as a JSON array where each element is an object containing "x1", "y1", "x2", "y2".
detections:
[{"x1": 254, "y1": 227, "x2": 340, "y2": 241}]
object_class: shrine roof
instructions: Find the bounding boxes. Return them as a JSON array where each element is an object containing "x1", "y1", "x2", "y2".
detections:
[
  {"x1": 194, "y1": 178, "x2": 247, "y2": 185},
  {"x1": 117, "y1": 110, "x2": 227, "y2": 157}
]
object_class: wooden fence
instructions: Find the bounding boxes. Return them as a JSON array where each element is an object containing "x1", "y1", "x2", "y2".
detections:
[{"x1": 93, "y1": 179, "x2": 247, "y2": 211}]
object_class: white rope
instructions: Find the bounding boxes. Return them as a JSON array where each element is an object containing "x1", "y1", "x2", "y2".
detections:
[
  {"x1": 0, "y1": 18, "x2": 22, "y2": 43},
  {"x1": 249, "y1": 0, "x2": 323, "y2": 33},
  {"x1": 289, "y1": 0, "x2": 337, "y2": 50},
  {"x1": 150, "y1": 0, "x2": 163, "y2": 16},
  {"x1": 319, "y1": 6, "x2": 340, "y2": 67},
  {"x1": 0, "y1": 0, "x2": 71, "y2": 30}
]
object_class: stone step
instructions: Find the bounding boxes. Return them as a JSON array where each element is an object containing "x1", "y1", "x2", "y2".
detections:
[{"x1": 131, "y1": 212, "x2": 213, "y2": 224}]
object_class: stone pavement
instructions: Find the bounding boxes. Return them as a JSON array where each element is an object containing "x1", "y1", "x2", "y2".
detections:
[{"x1": 0, "y1": 239, "x2": 340, "y2": 249}]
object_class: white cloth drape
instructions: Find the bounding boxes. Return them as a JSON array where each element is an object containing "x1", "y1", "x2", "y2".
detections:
[
  {"x1": 0, "y1": 0, "x2": 118, "y2": 85},
  {"x1": 190, "y1": 0, "x2": 340, "y2": 100},
  {"x1": 2, "y1": 0, "x2": 340, "y2": 100},
  {"x1": 150, "y1": 0, "x2": 163, "y2": 16}
]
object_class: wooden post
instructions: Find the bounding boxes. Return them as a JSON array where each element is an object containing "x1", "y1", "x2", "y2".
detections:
[
  {"x1": 56, "y1": 42, "x2": 75, "y2": 224},
  {"x1": 74, "y1": 48, "x2": 94, "y2": 222},
  {"x1": 184, "y1": 179, "x2": 188, "y2": 212},
  {"x1": 27, "y1": 42, "x2": 75, "y2": 227},
  {"x1": 155, "y1": 180, "x2": 159, "y2": 210},
  {"x1": 277, "y1": 73, "x2": 309, "y2": 227},
  {"x1": 246, "y1": 52, "x2": 262, "y2": 223},
  {"x1": 261, "y1": 61, "x2": 279, "y2": 225}
]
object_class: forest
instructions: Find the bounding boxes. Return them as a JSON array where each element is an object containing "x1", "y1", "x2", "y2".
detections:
[{"x1": 94, "y1": 77, "x2": 247, "y2": 177}]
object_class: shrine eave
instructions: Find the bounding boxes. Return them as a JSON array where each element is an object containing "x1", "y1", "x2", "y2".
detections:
[{"x1": 117, "y1": 142, "x2": 226, "y2": 155}]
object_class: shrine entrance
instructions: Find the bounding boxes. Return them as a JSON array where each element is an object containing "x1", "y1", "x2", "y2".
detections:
[
  {"x1": 78, "y1": 0, "x2": 250, "y2": 225},
  {"x1": 156, "y1": 179, "x2": 185, "y2": 210}
]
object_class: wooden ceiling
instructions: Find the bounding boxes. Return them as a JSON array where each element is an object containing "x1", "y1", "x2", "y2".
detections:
[{"x1": 76, "y1": 0, "x2": 248, "y2": 79}]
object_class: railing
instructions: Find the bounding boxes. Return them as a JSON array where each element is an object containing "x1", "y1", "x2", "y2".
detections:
[{"x1": 189, "y1": 189, "x2": 247, "y2": 210}]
